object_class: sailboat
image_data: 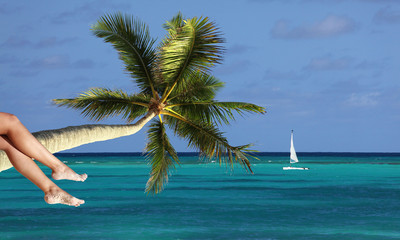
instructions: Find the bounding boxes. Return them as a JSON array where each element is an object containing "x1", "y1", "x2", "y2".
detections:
[{"x1": 283, "y1": 130, "x2": 309, "y2": 170}]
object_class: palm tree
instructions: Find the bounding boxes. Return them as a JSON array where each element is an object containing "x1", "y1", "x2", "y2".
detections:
[{"x1": 0, "y1": 12, "x2": 265, "y2": 194}]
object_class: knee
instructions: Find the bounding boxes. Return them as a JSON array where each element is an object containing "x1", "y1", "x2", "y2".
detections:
[
  {"x1": 5, "y1": 113, "x2": 20, "y2": 125},
  {"x1": 0, "y1": 113, "x2": 22, "y2": 135},
  {"x1": 0, "y1": 113, "x2": 21, "y2": 133}
]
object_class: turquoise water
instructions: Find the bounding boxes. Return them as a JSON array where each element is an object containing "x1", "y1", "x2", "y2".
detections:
[{"x1": 1, "y1": 153, "x2": 400, "y2": 240}]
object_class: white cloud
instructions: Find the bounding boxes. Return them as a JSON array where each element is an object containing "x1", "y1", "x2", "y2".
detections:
[
  {"x1": 345, "y1": 92, "x2": 381, "y2": 107},
  {"x1": 270, "y1": 14, "x2": 356, "y2": 39}
]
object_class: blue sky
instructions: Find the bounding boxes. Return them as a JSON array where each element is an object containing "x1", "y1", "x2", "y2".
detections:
[{"x1": 1, "y1": 0, "x2": 399, "y2": 153}]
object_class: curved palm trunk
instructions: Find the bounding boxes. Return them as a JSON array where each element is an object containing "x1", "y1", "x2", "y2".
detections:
[{"x1": 0, "y1": 111, "x2": 156, "y2": 172}]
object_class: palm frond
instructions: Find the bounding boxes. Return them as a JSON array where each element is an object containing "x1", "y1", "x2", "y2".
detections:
[
  {"x1": 167, "y1": 71, "x2": 224, "y2": 102},
  {"x1": 152, "y1": 12, "x2": 185, "y2": 95},
  {"x1": 163, "y1": 111, "x2": 254, "y2": 173},
  {"x1": 53, "y1": 88, "x2": 150, "y2": 122},
  {"x1": 91, "y1": 12, "x2": 157, "y2": 96},
  {"x1": 166, "y1": 101, "x2": 266, "y2": 125},
  {"x1": 145, "y1": 119, "x2": 179, "y2": 194},
  {"x1": 160, "y1": 16, "x2": 225, "y2": 102},
  {"x1": 162, "y1": 12, "x2": 184, "y2": 34}
]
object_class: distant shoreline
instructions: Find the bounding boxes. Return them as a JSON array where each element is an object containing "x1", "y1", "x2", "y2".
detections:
[{"x1": 55, "y1": 152, "x2": 400, "y2": 157}]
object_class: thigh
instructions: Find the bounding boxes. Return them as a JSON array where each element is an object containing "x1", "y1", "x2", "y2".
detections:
[{"x1": 0, "y1": 112, "x2": 18, "y2": 135}]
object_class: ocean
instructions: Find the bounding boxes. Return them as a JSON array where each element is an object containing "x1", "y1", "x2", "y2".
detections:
[{"x1": 0, "y1": 152, "x2": 399, "y2": 240}]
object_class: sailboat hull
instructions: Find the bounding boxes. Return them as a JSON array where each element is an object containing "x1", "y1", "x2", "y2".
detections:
[{"x1": 283, "y1": 167, "x2": 309, "y2": 170}]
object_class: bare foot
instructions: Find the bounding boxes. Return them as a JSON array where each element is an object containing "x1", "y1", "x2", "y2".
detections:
[
  {"x1": 52, "y1": 165, "x2": 88, "y2": 182},
  {"x1": 44, "y1": 187, "x2": 85, "y2": 207}
]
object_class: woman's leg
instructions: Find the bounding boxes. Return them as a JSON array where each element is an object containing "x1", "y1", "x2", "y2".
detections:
[
  {"x1": 0, "y1": 112, "x2": 87, "y2": 182},
  {"x1": 0, "y1": 136, "x2": 84, "y2": 207}
]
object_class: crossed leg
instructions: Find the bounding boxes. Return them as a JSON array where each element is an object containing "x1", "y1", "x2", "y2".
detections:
[
  {"x1": 0, "y1": 112, "x2": 87, "y2": 206},
  {"x1": 0, "y1": 112, "x2": 87, "y2": 182},
  {"x1": 0, "y1": 136, "x2": 84, "y2": 206}
]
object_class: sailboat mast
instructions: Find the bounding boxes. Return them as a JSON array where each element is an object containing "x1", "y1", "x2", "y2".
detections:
[{"x1": 290, "y1": 130, "x2": 299, "y2": 164}]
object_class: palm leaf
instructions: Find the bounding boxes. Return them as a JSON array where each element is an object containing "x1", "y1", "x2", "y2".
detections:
[
  {"x1": 53, "y1": 88, "x2": 150, "y2": 122},
  {"x1": 167, "y1": 71, "x2": 224, "y2": 102},
  {"x1": 163, "y1": 111, "x2": 254, "y2": 173},
  {"x1": 160, "y1": 16, "x2": 225, "y2": 102},
  {"x1": 162, "y1": 12, "x2": 185, "y2": 35},
  {"x1": 166, "y1": 101, "x2": 266, "y2": 125},
  {"x1": 145, "y1": 119, "x2": 179, "y2": 194},
  {"x1": 91, "y1": 12, "x2": 157, "y2": 96}
]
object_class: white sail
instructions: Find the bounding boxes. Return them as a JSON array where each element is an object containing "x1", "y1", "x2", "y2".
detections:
[
  {"x1": 290, "y1": 130, "x2": 298, "y2": 164},
  {"x1": 284, "y1": 130, "x2": 308, "y2": 170}
]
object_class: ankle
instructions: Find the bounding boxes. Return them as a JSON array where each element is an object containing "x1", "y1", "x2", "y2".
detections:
[
  {"x1": 53, "y1": 163, "x2": 67, "y2": 173},
  {"x1": 44, "y1": 185, "x2": 59, "y2": 194}
]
